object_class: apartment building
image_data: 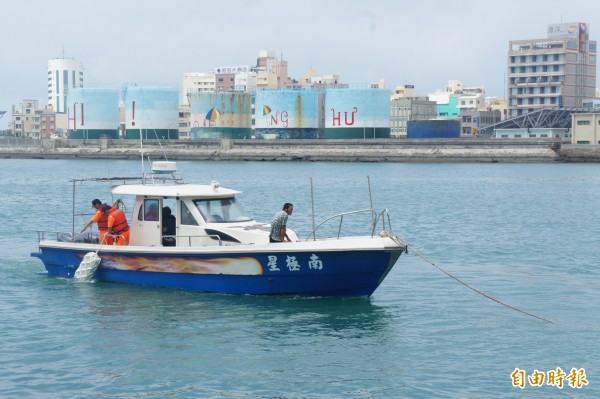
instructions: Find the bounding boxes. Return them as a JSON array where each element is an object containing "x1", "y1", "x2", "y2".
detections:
[
  {"x1": 11, "y1": 100, "x2": 43, "y2": 138},
  {"x1": 182, "y1": 72, "x2": 216, "y2": 103},
  {"x1": 507, "y1": 22, "x2": 597, "y2": 118}
]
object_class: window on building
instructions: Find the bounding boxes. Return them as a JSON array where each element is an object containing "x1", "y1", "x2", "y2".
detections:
[{"x1": 577, "y1": 120, "x2": 591, "y2": 125}]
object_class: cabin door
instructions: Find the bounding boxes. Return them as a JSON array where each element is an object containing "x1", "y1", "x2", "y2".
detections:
[{"x1": 138, "y1": 198, "x2": 162, "y2": 246}]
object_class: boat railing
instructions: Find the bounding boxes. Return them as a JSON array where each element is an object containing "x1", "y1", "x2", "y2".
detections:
[
  {"x1": 35, "y1": 230, "x2": 64, "y2": 243},
  {"x1": 306, "y1": 208, "x2": 394, "y2": 241},
  {"x1": 35, "y1": 231, "x2": 223, "y2": 247},
  {"x1": 142, "y1": 171, "x2": 185, "y2": 185},
  {"x1": 371, "y1": 209, "x2": 394, "y2": 237}
]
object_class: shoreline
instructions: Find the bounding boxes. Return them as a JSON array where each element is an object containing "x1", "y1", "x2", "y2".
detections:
[{"x1": 1, "y1": 138, "x2": 600, "y2": 162}]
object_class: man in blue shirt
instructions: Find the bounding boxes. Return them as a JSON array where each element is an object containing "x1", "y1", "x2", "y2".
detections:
[{"x1": 269, "y1": 203, "x2": 293, "y2": 243}]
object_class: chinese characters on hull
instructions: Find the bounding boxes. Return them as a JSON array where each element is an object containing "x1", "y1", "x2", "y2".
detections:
[{"x1": 267, "y1": 254, "x2": 324, "y2": 272}]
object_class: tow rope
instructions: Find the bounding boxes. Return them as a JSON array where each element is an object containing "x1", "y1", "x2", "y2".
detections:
[{"x1": 409, "y1": 246, "x2": 553, "y2": 324}]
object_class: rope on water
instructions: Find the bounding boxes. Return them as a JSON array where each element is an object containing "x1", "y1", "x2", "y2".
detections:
[{"x1": 408, "y1": 245, "x2": 554, "y2": 324}]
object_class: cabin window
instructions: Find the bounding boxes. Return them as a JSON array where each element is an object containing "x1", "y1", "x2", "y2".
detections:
[
  {"x1": 180, "y1": 201, "x2": 199, "y2": 226},
  {"x1": 192, "y1": 198, "x2": 252, "y2": 223},
  {"x1": 141, "y1": 199, "x2": 160, "y2": 221}
]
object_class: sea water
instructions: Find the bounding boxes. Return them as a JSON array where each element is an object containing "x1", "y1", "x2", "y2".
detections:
[{"x1": 0, "y1": 159, "x2": 599, "y2": 398}]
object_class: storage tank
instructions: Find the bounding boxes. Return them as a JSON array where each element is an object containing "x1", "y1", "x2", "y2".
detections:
[
  {"x1": 188, "y1": 92, "x2": 252, "y2": 139},
  {"x1": 407, "y1": 119, "x2": 461, "y2": 138},
  {"x1": 254, "y1": 89, "x2": 319, "y2": 139},
  {"x1": 323, "y1": 88, "x2": 390, "y2": 139},
  {"x1": 123, "y1": 85, "x2": 179, "y2": 140},
  {"x1": 67, "y1": 87, "x2": 119, "y2": 139}
]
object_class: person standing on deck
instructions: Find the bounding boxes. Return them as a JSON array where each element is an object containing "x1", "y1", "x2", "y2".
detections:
[
  {"x1": 80, "y1": 199, "x2": 113, "y2": 245},
  {"x1": 107, "y1": 207, "x2": 130, "y2": 246},
  {"x1": 269, "y1": 203, "x2": 293, "y2": 243}
]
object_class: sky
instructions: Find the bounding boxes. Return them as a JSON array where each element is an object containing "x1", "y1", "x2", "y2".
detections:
[{"x1": 1, "y1": 0, "x2": 599, "y2": 129}]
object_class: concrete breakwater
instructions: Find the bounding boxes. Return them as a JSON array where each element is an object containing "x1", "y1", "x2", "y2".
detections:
[{"x1": 1, "y1": 137, "x2": 600, "y2": 162}]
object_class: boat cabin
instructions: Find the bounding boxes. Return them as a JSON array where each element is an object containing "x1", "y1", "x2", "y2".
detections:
[{"x1": 111, "y1": 180, "x2": 296, "y2": 247}]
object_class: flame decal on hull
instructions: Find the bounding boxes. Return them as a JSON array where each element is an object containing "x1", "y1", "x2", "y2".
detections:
[{"x1": 94, "y1": 254, "x2": 264, "y2": 275}]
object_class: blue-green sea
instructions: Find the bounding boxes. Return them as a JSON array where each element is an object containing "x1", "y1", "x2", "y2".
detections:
[{"x1": 1, "y1": 159, "x2": 599, "y2": 398}]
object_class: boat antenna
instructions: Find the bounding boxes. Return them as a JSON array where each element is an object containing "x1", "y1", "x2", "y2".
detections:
[
  {"x1": 72, "y1": 179, "x2": 76, "y2": 237},
  {"x1": 136, "y1": 98, "x2": 144, "y2": 177},
  {"x1": 140, "y1": 130, "x2": 144, "y2": 176},
  {"x1": 367, "y1": 175, "x2": 374, "y2": 225},
  {"x1": 152, "y1": 129, "x2": 169, "y2": 161},
  {"x1": 310, "y1": 177, "x2": 315, "y2": 241}
]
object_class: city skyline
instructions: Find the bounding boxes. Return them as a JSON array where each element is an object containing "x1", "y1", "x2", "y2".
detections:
[{"x1": 1, "y1": 0, "x2": 598, "y2": 130}]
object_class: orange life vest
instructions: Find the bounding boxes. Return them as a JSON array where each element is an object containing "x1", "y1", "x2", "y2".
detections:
[
  {"x1": 108, "y1": 209, "x2": 129, "y2": 233},
  {"x1": 92, "y1": 209, "x2": 110, "y2": 231}
]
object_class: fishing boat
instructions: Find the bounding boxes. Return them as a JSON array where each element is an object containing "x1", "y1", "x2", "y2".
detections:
[{"x1": 31, "y1": 161, "x2": 407, "y2": 296}]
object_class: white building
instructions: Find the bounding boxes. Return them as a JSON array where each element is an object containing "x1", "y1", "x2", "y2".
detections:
[
  {"x1": 182, "y1": 72, "x2": 216, "y2": 103},
  {"x1": 235, "y1": 71, "x2": 258, "y2": 91},
  {"x1": 457, "y1": 93, "x2": 485, "y2": 111},
  {"x1": 47, "y1": 57, "x2": 84, "y2": 113}
]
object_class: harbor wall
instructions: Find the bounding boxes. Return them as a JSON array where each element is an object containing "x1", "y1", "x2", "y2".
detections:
[{"x1": 1, "y1": 138, "x2": 600, "y2": 162}]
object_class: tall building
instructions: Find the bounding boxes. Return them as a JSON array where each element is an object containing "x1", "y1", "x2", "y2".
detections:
[
  {"x1": 47, "y1": 57, "x2": 84, "y2": 113},
  {"x1": 507, "y1": 22, "x2": 597, "y2": 118}
]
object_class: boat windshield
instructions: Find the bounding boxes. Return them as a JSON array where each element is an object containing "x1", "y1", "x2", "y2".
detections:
[{"x1": 192, "y1": 197, "x2": 253, "y2": 223}]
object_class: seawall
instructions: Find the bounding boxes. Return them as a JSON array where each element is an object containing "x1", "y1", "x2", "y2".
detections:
[{"x1": 1, "y1": 138, "x2": 600, "y2": 162}]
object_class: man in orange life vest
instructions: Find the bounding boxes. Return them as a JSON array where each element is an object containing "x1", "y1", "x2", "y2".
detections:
[
  {"x1": 80, "y1": 199, "x2": 113, "y2": 245},
  {"x1": 107, "y1": 205, "x2": 130, "y2": 246}
]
